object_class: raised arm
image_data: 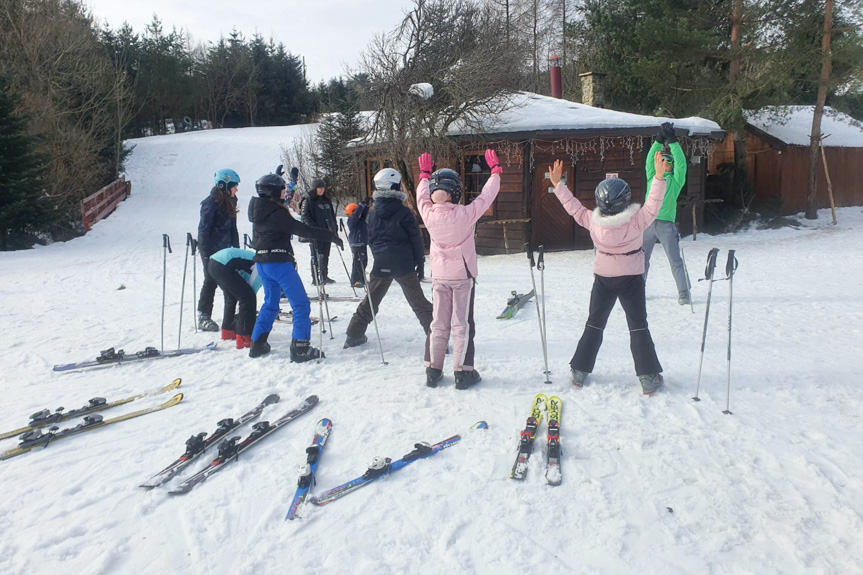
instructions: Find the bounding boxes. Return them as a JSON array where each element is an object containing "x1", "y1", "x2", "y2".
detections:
[
  {"x1": 631, "y1": 152, "x2": 669, "y2": 231},
  {"x1": 645, "y1": 140, "x2": 663, "y2": 182},
  {"x1": 669, "y1": 141, "x2": 687, "y2": 192},
  {"x1": 548, "y1": 159, "x2": 592, "y2": 230},
  {"x1": 462, "y1": 149, "x2": 503, "y2": 224},
  {"x1": 416, "y1": 153, "x2": 434, "y2": 220}
]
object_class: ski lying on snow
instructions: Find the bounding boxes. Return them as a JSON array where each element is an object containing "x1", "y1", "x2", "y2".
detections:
[
  {"x1": 168, "y1": 395, "x2": 319, "y2": 495},
  {"x1": 309, "y1": 421, "x2": 488, "y2": 507},
  {"x1": 305, "y1": 293, "x2": 363, "y2": 303},
  {"x1": 285, "y1": 418, "x2": 332, "y2": 520},
  {"x1": 510, "y1": 393, "x2": 546, "y2": 480},
  {"x1": 545, "y1": 396, "x2": 562, "y2": 486},
  {"x1": 53, "y1": 342, "x2": 217, "y2": 372},
  {"x1": 1, "y1": 393, "x2": 184, "y2": 461},
  {"x1": 496, "y1": 289, "x2": 535, "y2": 319},
  {"x1": 0, "y1": 378, "x2": 182, "y2": 442},
  {"x1": 140, "y1": 393, "x2": 281, "y2": 489}
]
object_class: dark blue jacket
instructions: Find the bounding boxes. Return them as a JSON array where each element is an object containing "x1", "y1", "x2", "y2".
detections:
[
  {"x1": 197, "y1": 186, "x2": 239, "y2": 257},
  {"x1": 348, "y1": 203, "x2": 369, "y2": 247},
  {"x1": 367, "y1": 190, "x2": 424, "y2": 278}
]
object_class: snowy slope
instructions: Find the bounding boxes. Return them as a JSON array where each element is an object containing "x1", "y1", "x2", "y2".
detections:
[{"x1": 1, "y1": 126, "x2": 862, "y2": 575}]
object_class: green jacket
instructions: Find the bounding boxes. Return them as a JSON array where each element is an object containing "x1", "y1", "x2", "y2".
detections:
[{"x1": 644, "y1": 140, "x2": 687, "y2": 222}]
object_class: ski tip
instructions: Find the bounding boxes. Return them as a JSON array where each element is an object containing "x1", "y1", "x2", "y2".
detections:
[
  {"x1": 305, "y1": 395, "x2": 320, "y2": 406},
  {"x1": 471, "y1": 421, "x2": 489, "y2": 431},
  {"x1": 263, "y1": 394, "x2": 280, "y2": 405}
]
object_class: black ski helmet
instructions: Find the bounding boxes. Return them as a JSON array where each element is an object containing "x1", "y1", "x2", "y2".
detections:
[
  {"x1": 594, "y1": 177, "x2": 631, "y2": 215},
  {"x1": 256, "y1": 173, "x2": 286, "y2": 198},
  {"x1": 429, "y1": 168, "x2": 462, "y2": 204}
]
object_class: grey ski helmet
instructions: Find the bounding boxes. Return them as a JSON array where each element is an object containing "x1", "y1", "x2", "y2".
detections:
[
  {"x1": 594, "y1": 177, "x2": 631, "y2": 215},
  {"x1": 373, "y1": 168, "x2": 402, "y2": 191},
  {"x1": 429, "y1": 168, "x2": 462, "y2": 204},
  {"x1": 255, "y1": 173, "x2": 286, "y2": 199}
]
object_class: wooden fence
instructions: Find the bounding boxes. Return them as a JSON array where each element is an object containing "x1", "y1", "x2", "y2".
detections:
[{"x1": 81, "y1": 177, "x2": 130, "y2": 232}]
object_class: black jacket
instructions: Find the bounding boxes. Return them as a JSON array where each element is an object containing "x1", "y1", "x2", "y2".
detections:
[
  {"x1": 301, "y1": 192, "x2": 336, "y2": 236},
  {"x1": 348, "y1": 203, "x2": 369, "y2": 247},
  {"x1": 368, "y1": 190, "x2": 424, "y2": 278},
  {"x1": 248, "y1": 196, "x2": 333, "y2": 263},
  {"x1": 197, "y1": 186, "x2": 239, "y2": 257}
]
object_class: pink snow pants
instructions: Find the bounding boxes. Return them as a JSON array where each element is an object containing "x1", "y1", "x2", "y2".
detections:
[{"x1": 425, "y1": 278, "x2": 476, "y2": 371}]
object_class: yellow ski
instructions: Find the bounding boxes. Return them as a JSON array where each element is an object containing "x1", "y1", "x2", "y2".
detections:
[
  {"x1": 1, "y1": 393, "x2": 184, "y2": 461},
  {"x1": 511, "y1": 394, "x2": 547, "y2": 479},
  {"x1": 0, "y1": 378, "x2": 182, "y2": 441}
]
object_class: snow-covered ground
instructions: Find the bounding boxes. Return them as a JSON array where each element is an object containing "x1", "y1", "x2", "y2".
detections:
[{"x1": 1, "y1": 127, "x2": 862, "y2": 575}]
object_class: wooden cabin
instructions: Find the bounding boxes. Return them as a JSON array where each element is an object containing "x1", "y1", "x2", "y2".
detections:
[
  {"x1": 709, "y1": 106, "x2": 863, "y2": 216},
  {"x1": 361, "y1": 92, "x2": 724, "y2": 255}
]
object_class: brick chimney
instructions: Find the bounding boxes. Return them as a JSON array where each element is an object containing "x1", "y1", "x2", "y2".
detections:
[
  {"x1": 579, "y1": 71, "x2": 606, "y2": 108},
  {"x1": 548, "y1": 55, "x2": 562, "y2": 99}
]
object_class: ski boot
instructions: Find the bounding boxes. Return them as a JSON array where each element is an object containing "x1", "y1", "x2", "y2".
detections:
[
  {"x1": 571, "y1": 369, "x2": 588, "y2": 388},
  {"x1": 97, "y1": 347, "x2": 125, "y2": 363},
  {"x1": 291, "y1": 339, "x2": 324, "y2": 363},
  {"x1": 454, "y1": 369, "x2": 481, "y2": 390},
  {"x1": 236, "y1": 334, "x2": 251, "y2": 350},
  {"x1": 639, "y1": 373, "x2": 664, "y2": 395},
  {"x1": 248, "y1": 333, "x2": 271, "y2": 358},
  {"x1": 198, "y1": 312, "x2": 219, "y2": 332},
  {"x1": 426, "y1": 367, "x2": 443, "y2": 388},
  {"x1": 678, "y1": 291, "x2": 691, "y2": 305},
  {"x1": 221, "y1": 329, "x2": 236, "y2": 341},
  {"x1": 324, "y1": 277, "x2": 336, "y2": 285},
  {"x1": 343, "y1": 334, "x2": 368, "y2": 349}
]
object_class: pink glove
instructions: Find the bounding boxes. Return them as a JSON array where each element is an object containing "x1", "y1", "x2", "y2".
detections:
[
  {"x1": 485, "y1": 149, "x2": 503, "y2": 175},
  {"x1": 418, "y1": 153, "x2": 433, "y2": 179}
]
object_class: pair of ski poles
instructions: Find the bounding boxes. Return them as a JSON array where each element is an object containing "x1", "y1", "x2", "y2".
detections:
[
  {"x1": 525, "y1": 243, "x2": 551, "y2": 384},
  {"x1": 692, "y1": 248, "x2": 739, "y2": 414},
  {"x1": 338, "y1": 219, "x2": 387, "y2": 366},
  {"x1": 161, "y1": 233, "x2": 199, "y2": 354}
]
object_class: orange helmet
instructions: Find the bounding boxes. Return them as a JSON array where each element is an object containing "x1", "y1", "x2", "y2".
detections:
[{"x1": 345, "y1": 203, "x2": 359, "y2": 216}]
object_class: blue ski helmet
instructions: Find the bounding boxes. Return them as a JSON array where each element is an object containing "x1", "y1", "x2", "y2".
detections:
[
  {"x1": 429, "y1": 168, "x2": 462, "y2": 204},
  {"x1": 594, "y1": 177, "x2": 631, "y2": 215},
  {"x1": 214, "y1": 168, "x2": 240, "y2": 191}
]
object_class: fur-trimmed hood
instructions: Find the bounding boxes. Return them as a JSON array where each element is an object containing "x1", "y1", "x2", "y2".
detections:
[
  {"x1": 591, "y1": 203, "x2": 640, "y2": 228},
  {"x1": 372, "y1": 189, "x2": 407, "y2": 203}
]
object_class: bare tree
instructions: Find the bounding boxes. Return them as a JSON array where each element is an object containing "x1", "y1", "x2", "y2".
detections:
[{"x1": 806, "y1": 0, "x2": 834, "y2": 220}]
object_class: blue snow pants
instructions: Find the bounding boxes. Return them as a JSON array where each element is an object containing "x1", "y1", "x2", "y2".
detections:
[{"x1": 252, "y1": 262, "x2": 312, "y2": 341}]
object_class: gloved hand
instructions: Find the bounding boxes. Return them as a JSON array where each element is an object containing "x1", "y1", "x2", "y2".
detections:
[
  {"x1": 485, "y1": 149, "x2": 503, "y2": 175},
  {"x1": 418, "y1": 153, "x2": 433, "y2": 179},
  {"x1": 289, "y1": 167, "x2": 299, "y2": 182},
  {"x1": 661, "y1": 122, "x2": 677, "y2": 144},
  {"x1": 332, "y1": 234, "x2": 344, "y2": 250},
  {"x1": 653, "y1": 130, "x2": 667, "y2": 145},
  {"x1": 361, "y1": 196, "x2": 372, "y2": 206}
]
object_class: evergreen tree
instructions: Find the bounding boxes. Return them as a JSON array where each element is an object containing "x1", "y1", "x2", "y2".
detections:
[{"x1": 0, "y1": 77, "x2": 50, "y2": 250}]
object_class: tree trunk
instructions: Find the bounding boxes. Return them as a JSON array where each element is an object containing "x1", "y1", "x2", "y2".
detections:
[
  {"x1": 730, "y1": 0, "x2": 748, "y2": 211},
  {"x1": 806, "y1": 0, "x2": 833, "y2": 220}
]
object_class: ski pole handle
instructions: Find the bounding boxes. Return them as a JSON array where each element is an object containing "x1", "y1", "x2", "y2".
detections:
[
  {"x1": 524, "y1": 243, "x2": 535, "y2": 268},
  {"x1": 537, "y1": 245, "x2": 545, "y2": 271},
  {"x1": 163, "y1": 234, "x2": 172, "y2": 253},
  {"x1": 725, "y1": 250, "x2": 738, "y2": 279},
  {"x1": 243, "y1": 233, "x2": 252, "y2": 249},
  {"x1": 191, "y1": 238, "x2": 198, "y2": 256},
  {"x1": 339, "y1": 219, "x2": 346, "y2": 234},
  {"x1": 701, "y1": 247, "x2": 719, "y2": 281},
  {"x1": 186, "y1": 232, "x2": 193, "y2": 249}
]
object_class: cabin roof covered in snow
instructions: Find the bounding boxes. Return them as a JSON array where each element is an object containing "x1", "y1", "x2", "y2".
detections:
[
  {"x1": 448, "y1": 92, "x2": 724, "y2": 139},
  {"x1": 746, "y1": 106, "x2": 863, "y2": 147}
]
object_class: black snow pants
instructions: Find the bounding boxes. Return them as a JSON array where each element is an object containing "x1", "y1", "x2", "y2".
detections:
[
  {"x1": 570, "y1": 274, "x2": 662, "y2": 376},
  {"x1": 208, "y1": 259, "x2": 257, "y2": 336}
]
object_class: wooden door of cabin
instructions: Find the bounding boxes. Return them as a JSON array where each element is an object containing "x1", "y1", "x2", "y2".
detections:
[{"x1": 532, "y1": 163, "x2": 574, "y2": 250}]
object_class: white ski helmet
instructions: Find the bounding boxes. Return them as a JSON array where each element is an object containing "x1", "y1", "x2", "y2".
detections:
[{"x1": 373, "y1": 168, "x2": 402, "y2": 192}]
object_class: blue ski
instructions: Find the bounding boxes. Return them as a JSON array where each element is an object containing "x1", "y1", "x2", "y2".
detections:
[{"x1": 285, "y1": 418, "x2": 332, "y2": 520}]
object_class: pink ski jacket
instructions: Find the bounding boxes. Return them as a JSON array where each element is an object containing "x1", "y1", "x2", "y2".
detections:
[
  {"x1": 416, "y1": 174, "x2": 501, "y2": 280},
  {"x1": 553, "y1": 177, "x2": 667, "y2": 277}
]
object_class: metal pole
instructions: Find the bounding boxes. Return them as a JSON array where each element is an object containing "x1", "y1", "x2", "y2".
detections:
[
  {"x1": 361, "y1": 262, "x2": 387, "y2": 365},
  {"x1": 693, "y1": 248, "x2": 719, "y2": 402},
  {"x1": 537, "y1": 245, "x2": 551, "y2": 384},
  {"x1": 310, "y1": 250, "x2": 326, "y2": 363},
  {"x1": 316, "y1": 251, "x2": 334, "y2": 340},
  {"x1": 525, "y1": 243, "x2": 549, "y2": 383},
  {"x1": 679, "y1": 232, "x2": 694, "y2": 314},
  {"x1": 191, "y1": 238, "x2": 198, "y2": 334},
  {"x1": 178, "y1": 234, "x2": 191, "y2": 349},
  {"x1": 332, "y1": 223, "x2": 358, "y2": 297},
  {"x1": 723, "y1": 250, "x2": 738, "y2": 415},
  {"x1": 161, "y1": 234, "x2": 172, "y2": 354},
  {"x1": 338, "y1": 219, "x2": 359, "y2": 296}
]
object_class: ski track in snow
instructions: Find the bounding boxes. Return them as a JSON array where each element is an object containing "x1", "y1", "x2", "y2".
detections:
[{"x1": 0, "y1": 127, "x2": 862, "y2": 574}]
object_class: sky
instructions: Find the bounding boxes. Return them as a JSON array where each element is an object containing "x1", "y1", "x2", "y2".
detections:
[{"x1": 83, "y1": 0, "x2": 415, "y2": 83}]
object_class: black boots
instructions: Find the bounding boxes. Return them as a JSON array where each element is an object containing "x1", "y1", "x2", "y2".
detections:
[
  {"x1": 426, "y1": 367, "x2": 443, "y2": 388},
  {"x1": 291, "y1": 339, "x2": 324, "y2": 363},
  {"x1": 343, "y1": 334, "x2": 368, "y2": 349},
  {"x1": 454, "y1": 369, "x2": 481, "y2": 390},
  {"x1": 248, "y1": 333, "x2": 271, "y2": 358}
]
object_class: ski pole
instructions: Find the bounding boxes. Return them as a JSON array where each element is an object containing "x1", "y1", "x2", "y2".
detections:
[
  {"x1": 178, "y1": 233, "x2": 192, "y2": 349},
  {"x1": 361, "y1": 259, "x2": 387, "y2": 365},
  {"x1": 537, "y1": 245, "x2": 551, "y2": 384},
  {"x1": 723, "y1": 250, "x2": 738, "y2": 415},
  {"x1": 332, "y1": 224, "x2": 358, "y2": 297},
  {"x1": 191, "y1": 238, "x2": 198, "y2": 334},
  {"x1": 317, "y1": 251, "x2": 334, "y2": 340},
  {"x1": 161, "y1": 234, "x2": 172, "y2": 354},
  {"x1": 692, "y1": 247, "x2": 720, "y2": 402},
  {"x1": 679, "y1": 232, "x2": 694, "y2": 314},
  {"x1": 243, "y1": 233, "x2": 252, "y2": 250},
  {"x1": 310, "y1": 251, "x2": 326, "y2": 362},
  {"x1": 525, "y1": 243, "x2": 549, "y2": 383},
  {"x1": 338, "y1": 219, "x2": 359, "y2": 296}
]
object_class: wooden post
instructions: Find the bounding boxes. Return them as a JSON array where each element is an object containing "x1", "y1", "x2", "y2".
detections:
[
  {"x1": 692, "y1": 203, "x2": 698, "y2": 241},
  {"x1": 502, "y1": 223, "x2": 510, "y2": 254},
  {"x1": 819, "y1": 137, "x2": 837, "y2": 225}
]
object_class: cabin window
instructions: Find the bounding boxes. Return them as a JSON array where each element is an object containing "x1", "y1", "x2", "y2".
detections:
[{"x1": 461, "y1": 153, "x2": 491, "y2": 206}]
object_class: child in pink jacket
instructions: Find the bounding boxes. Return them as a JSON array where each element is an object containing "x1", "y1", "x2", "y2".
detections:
[
  {"x1": 549, "y1": 152, "x2": 668, "y2": 395},
  {"x1": 416, "y1": 149, "x2": 501, "y2": 389}
]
